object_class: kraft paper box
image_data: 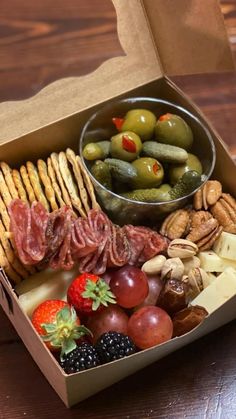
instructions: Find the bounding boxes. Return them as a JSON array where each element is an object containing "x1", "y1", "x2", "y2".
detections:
[{"x1": 0, "y1": 0, "x2": 235, "y2": 407}]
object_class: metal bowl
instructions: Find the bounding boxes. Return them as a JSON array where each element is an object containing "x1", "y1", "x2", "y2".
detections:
[{"x1": 79, "y1": 97, "x2": 216, "y2": 225}]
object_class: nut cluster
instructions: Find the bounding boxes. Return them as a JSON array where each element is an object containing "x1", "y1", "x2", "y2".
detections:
[{"x1": 160, "y1": 180, "x2": 236, "y2": 250}]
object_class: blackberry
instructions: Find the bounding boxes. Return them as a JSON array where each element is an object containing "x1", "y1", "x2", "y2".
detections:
[
  {"x1": 59, "y1": 343, "x2": 100, "y2": 374},
  {"x1": 95, "y1": 331, "x2": 136, "y2": 363}
]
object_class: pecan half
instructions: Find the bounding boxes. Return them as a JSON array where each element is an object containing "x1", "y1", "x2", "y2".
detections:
[
  {"x1": 160, "y1": 209, "x2": 191, "y2": 240},
  {"x1": 193, "y1": 180, "x2": 222, "y2": 210},
  {"x1": 186, "y1": 217, "x2": 222, "y2": 251},
  {"x1": 191, "y1": 210, "x2": 212, "y2": 228},
  {"x1": 210, "y1": 193, "x2": 236, "y2": 234}
]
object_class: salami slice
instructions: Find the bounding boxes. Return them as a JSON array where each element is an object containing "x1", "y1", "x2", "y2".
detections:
[
  {"x1": 107, "y1": 225, "x2": 130, "y2": 267},
  {"x1": 138, "y1": 230, "x2": 168, "y2": 264},
  {"x1": 71, "y1": 217, "x2": 98, "y2": 259},
  {"x1": 49, "y1": 208, "x2": 74, "y2": 270},
  {"x1": 9, "y1": 199, "x2": 48, "y2": 265}
]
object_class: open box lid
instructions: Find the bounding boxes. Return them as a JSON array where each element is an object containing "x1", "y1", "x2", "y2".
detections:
[{"x1": 0, "y1": 0, "x2": 234, "y2": 142}]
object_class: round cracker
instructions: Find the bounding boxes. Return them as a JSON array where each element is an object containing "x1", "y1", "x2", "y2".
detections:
[
  {"x1": 12, "y1": 169, "x2": 29, "y2": 203},
  {"x1": 26, "y1": 161, "x2": 50, "y2": 211},
  {"x1": 76, "y1": 155, "x2": 100, "y2": 210},
  {"x1": 58, "y1": 151, "x2": 86, "y2": 217},
  {"x1": 37, "y1": 160, "x2": 58, "y2": 211},
  {"x1": 20, "y1": 165, "x2": 36, "y2": 204},
  {"x1": 0, "y1": 162, "x2": 19, "y2": 200},
  {"x1": 66, "y1": 148, "x2": 90, "y2": 215}
]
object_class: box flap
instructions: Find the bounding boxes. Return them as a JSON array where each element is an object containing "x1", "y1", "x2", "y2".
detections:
[
  {"x1": 0, "y1": 0, "x2": 162, "y2": 143},
  {"x1": 142, "y1": 0, "x2": 235, "y2": 76}
]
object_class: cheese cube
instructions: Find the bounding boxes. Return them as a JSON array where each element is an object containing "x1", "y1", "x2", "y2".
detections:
[
  {"x1": 191, "y1": 267, "x2": 236, "y2": 314},
  {"x1": 213, "y1": 232, "x2": 236, "y2": 261},
  {"x1": 199, "y1": 250, "x2": 236, "y2": 272},
  {"x1": 202, "y1": 272, "x2": 217, "y2": 289}
]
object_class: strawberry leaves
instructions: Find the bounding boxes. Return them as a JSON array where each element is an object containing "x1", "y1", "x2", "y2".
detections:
[{"x1": 82, "y1": 278, "x2": 116, "y2": 311}]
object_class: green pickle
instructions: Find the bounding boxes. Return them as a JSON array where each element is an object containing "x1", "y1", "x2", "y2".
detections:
[
  {"x1": 83, "y1": 141, "x2": 110, "y2": 161},
  {"x1": 122, "y1": 184, "x2": 172, "y2": 202},
  {"x1": 169, "y1": 171, "x2": 202, "y2": 200},
  {"x1": 131, "y1": 157, "x2": 164, "y2": 189},
  {"x1": 142, "y1": 141, "x2": 188, "y2": 164},
  {"x1": 90, "y1": 160, "x2": 112, "y2": 190},
  {"x1": 169, "y1": 153, "x2": 203, "y2": 185},
  {"x1": 120, "y1": 109, "x2": 156, "y2": 141},
  {"x1": 155, "y1": 113, "x2": 193, "y2": 150},
  {"x1": 104, "y1": 158, "x2": 137, "y2": 183},
  {"x1": 110, "y1": 131, "x2": 142, "y2": 162}
]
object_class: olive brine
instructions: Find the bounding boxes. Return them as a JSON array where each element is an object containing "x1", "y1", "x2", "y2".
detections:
[{"x1": 82, "y1": 109, "x2": 203, "y2": 202}]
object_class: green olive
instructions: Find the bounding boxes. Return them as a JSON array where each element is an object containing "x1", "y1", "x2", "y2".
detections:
[
  {"x1": 110, "y1": 131, "x2": 142, "y2": 162},
  {"x1": 169, "y1": 153, "x2": 203, "y2": 185},
  {"x1": 90, "y1": 160, "x2": 112, "y2": 190},
  {"x1": 121, "y1": 109, "x2": 156, "y2": 141},
  {"x1": 155, "y1": 113, "x2": 193, "y2": 150},
  {"x1": 83, "y1": 141, "x2": 110, "y2": 161},
  {"x1": 131, "y1": 157, "x2": 164, "y2": 189}
]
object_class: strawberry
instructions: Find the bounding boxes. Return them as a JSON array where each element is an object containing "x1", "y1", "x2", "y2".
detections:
[
  {"x1": 67, "y1": 273, "x2": 116, "y2": 315},
  {"x1": 32, "y1": 300, "x2": 91, "y2": 359}
]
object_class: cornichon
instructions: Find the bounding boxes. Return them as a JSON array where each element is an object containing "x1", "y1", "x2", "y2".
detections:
[
  {"x1": 169, "y1": 170, "x2": 202, "y2": 200},
  {"x1": 121, "y1": 184, "x2": 172, "y2": 202},
  {"x1": 91, "y1": 160, "x2": 112, "y2": 190},
  {"x1": 83, "y1": 141, "x2": 110, "y2": 160},
  {"x1": 142, "y1": 141, "x2": 188, "y2": 164},
  {"x1": 104, "y1": 158, "x2": 137, "y2": 183}
]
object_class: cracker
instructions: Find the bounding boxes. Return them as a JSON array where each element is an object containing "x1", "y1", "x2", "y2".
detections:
[
  {"x1": 76, "y1": 155, "x2": 100, "y2": 210},
  {"x1": 0, "y1": 162, "x2": 19, "y2": 200},
  {"x1": 26, "y1": 161, "x2": 50, "y2": 211},
  {"x1": 47, "y1": 157, "x2": 66, "y2": 207},
  {"x1": 66, "y1": 148, "x2": 90, "y2": 215},
  {"x1": 50, "y1": 153, "x2": 72, "y2": 207},
  {"x1": 37, "y1": 159, "x2": 58, "y2": 211},
  {"x1": 0, "y1": 242, "x2": 22, "y2": 284},
  {"x1": 0, "y1": 196, "x2": 10, "y2": 230},
  {"x1": 20, "y1": 165, "x2": 36, "y2": 204},
  {"x1": 0, "y1": 170, "x2": 12, "y2": 207},
  {"x1": 12, "y1": 169, "x2": 29, "y2": 203},
  {"x1": 58, "y1": 151, "x2": 86, "y2": 217}
]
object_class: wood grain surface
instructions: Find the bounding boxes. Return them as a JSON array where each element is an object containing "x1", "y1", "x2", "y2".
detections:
[{"x1": 0, "y1": 1, "x2": 236, "y2": 418}]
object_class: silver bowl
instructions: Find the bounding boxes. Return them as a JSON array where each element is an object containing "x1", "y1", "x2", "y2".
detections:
[{"x1": 79, "y1": 97, "x2": 216, "y2": 225}]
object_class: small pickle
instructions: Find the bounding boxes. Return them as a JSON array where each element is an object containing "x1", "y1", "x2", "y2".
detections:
[
  {"x1": 83, "y1": 141, "x2": 110, "y2": 161},
  {"x1": 113, "y1": 109, "x2": 156, "y2": 141},
  {"x1": 142, "y1": 141, "x2": 188, "y2": 164},
  {"x1": 155, "y1": 113, "x2": 193, "y2": 150},
  {"x1": 121, "y1": 184, "x2": 172, "y2": 202},
  {"x1": 90, "y1": 160, "x2": 112, "y2": 190},
  {"x1": 110, "y1": 131, "x2": 142, "y2": 162},
  {"x1": 169, "y1": 153, "x2": 203, "y2": 185},
  {"x1": 131, "y1": 157, "x2": 164, "y2": 189},
  {"x1": 104, "y1": 158, "x2": 137, "y2": 183},
  {"x1": 169, "y1": 171, "x2": 202, "y2": 200}
]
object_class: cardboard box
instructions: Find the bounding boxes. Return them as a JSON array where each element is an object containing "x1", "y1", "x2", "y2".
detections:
[{"x1": 0, "y1": 0, "x2": 235, "y2": 408}]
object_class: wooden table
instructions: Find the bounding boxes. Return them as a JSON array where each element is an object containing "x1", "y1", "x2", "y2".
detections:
[{"x1": 0, "y1": 1, "x2": 236, "y2": 418}]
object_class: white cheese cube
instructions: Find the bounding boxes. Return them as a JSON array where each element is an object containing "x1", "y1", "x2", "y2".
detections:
[
  {"x1": 202, "y1": 272, "x2": 217, "y2": 289},
  {"x1": 191, "y1": 267, "x2": 236, "y2": 314},
  {"x1": 213, "y1": 232, "x2": 236, "y2": 261},
  {"x1": 199, "y1": 250, "x2": 236, "y2": 272}
]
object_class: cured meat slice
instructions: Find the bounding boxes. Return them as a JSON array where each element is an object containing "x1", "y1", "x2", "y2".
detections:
[
  {"x1": 107, "y1": 225, "x2": 130, "y2": 268},
  {"x1": 124, "y1": 225, "x2": 168, "y2": 265},
  {"x1": 44, "y1": 206, "x2": 72, "y2": 262},
  {"x1": 9, "y1": 199, "x2": 48, "y2": 265},
  {"x1": 71, "y1": 217, "x2": 98, "y2": 259},
  {"x1": 49, "y1": 207, "x2": 74, "y2": 270},
  {"x1": 138, "y1": 230, "x2": 168, "y2": 264}
]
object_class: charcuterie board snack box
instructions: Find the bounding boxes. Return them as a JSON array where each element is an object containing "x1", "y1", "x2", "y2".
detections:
[{"x1": 0, "y1": 0, "x2": 235, "y2": 408}]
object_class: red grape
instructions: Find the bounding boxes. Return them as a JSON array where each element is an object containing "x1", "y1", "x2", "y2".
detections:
[
  {"x1": 109, "y1": 265, "x2": 149, "y2": 308},
  {"x1": 86, "y1": 305, "x2": 129, "y2": 343},
  {"x1": 128, "y1": 306, "x2": 173, "y2": 349},
  {"x1": 136, "y1": 275, "x2": 163, "y2": 308}
]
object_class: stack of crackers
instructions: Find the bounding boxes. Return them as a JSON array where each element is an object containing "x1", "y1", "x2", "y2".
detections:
[{"x1": 0, "y1": 148, "x2": 100, "y2": 284}]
